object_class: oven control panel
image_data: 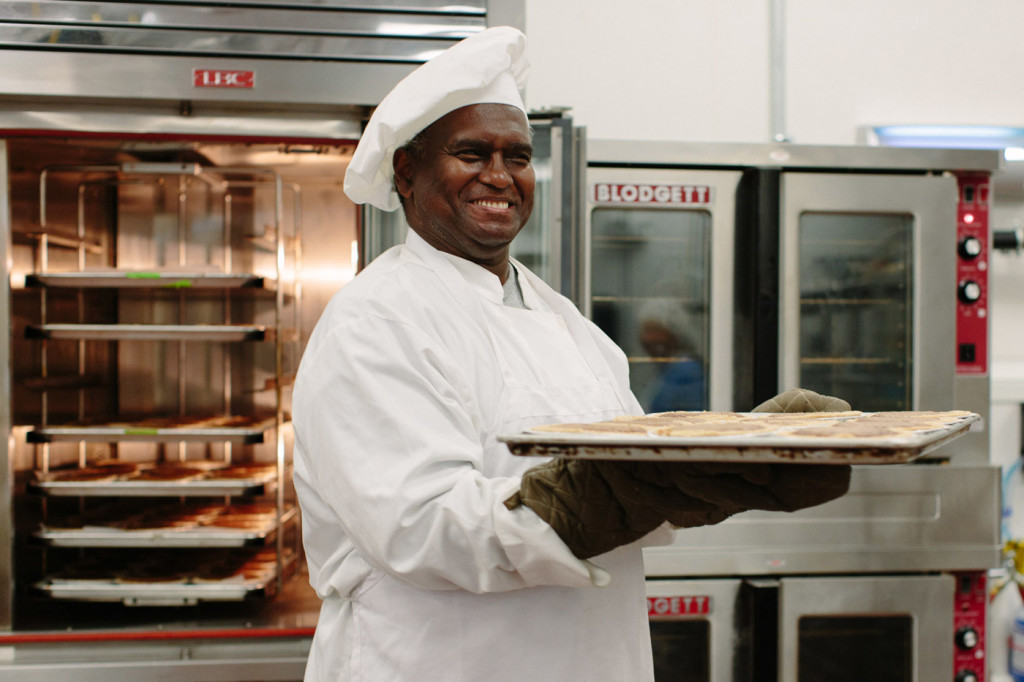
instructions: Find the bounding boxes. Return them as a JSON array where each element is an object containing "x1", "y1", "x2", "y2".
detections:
[
  {"x1": 955, "y1": 174, "x2": 990, "y2": 376},
  {"x1": 953, "y1": 571, "x2": 986, "y2": 682}
]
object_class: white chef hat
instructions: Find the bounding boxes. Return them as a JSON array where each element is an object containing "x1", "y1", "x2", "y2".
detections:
[{"x1": 344, "y1": 26, "x2": 529, "y2": 212}]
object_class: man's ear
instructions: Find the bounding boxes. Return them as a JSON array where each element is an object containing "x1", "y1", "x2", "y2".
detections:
[{"x1": 393, "y1": 148, "x2": 415, "y2": 200}]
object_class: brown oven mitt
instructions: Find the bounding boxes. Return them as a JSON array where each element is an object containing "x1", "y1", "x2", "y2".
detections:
[
  {"x1": 505, "y1": 458, "x2": 736, "y2": 560},
  {"x1": 751, "y1": 387, "x2": 851, "y2": 413}
]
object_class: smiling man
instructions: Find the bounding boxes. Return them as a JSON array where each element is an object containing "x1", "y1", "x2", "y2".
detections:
[
  {"x1": 393, "y1": 103, "x2": 536, "y2": 281},
  {"x1": 291, "y1": 26, "x2": 849, "y2": 682}
]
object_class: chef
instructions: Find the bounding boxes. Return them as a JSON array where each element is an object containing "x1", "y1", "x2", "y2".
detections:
[{"x1": 292, "y1": 26, "x2": 851, "y2": 682}]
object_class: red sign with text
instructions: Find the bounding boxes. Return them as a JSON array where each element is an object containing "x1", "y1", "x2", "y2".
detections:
[
  {"x1": 592, "y1": 183, "x2": 712, "y2": 205},
  {"x1": 647, "y1": 595, "x2": 712, "y2": 617},
  {"x1": 193, "y1": 69, "x2": 255, "y2": 89}
]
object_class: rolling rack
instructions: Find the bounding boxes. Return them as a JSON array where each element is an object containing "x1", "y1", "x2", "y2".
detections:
[{"x1": 21, "y1": 160, "x2": 303, "y2": 607}]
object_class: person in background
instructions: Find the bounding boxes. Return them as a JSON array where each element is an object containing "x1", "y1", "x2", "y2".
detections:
[
  {"x1": 637, "y1": 298, "x2": 707, "y2": 412},
  {"x1": 292, "y1": 26, "x2": 851, "y2": 682}
]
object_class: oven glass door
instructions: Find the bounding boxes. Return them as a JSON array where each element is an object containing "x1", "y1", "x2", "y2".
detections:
[
  {"x1": 779, "y1": 574, "x2": 954, "y2": 681},
  {"x1": 646, "y1": 578, "x2": 743, "y2": 682},
  {"x1": 585, "y1": 168, "x2": 742, "y2": 412},
  {"x1": 779, "y1": 173, "x2": 957, "y2": 411}
]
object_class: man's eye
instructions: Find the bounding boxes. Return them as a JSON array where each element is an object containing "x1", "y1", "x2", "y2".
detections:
[{"x1": 456, "y1": 150, "x2": 484, "y2": 161}]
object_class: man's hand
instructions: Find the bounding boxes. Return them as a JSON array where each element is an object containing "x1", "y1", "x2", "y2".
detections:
[{"x1": 752, "y1": 387, "x2": 851, "y2": 413}]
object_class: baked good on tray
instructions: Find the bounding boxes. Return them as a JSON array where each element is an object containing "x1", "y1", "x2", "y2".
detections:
[{"x1": 527, "y1": 409, "x2": 974, "y2": 440}]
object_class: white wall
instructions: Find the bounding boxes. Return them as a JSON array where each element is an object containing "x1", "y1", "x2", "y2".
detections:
[{"x1": 524, "y1": 0, "x2": 1024, "y2": 145}]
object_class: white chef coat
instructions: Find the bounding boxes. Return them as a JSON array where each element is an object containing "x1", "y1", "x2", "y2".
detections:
[{"x1": 292, "y1": 229, "x2": 669, "y2": 682}]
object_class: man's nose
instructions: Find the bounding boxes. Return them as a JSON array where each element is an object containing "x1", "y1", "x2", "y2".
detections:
[{"x1": 478, "y1": 153, "x2": 513, "y2": 187}]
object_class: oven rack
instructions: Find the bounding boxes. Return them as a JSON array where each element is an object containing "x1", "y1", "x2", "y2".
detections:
[
  {"x1": 33, "y1": 552, "x2": 299, "y2": 607},
  {"x1": 26, "y1": 416, "x2": 278, "y2": 444},
  {"x1": 25, "y1": 270, "x2": 266, "y2": 289},
  {"x1": 25, "y1": 323, "x2": 267, "y2": 342},
  {"x1": 35, "y1": 507, "x2": 298, "y2": 548},
  {"x1": 30, "y1": 468, "x2": 279, "y2": 498}
]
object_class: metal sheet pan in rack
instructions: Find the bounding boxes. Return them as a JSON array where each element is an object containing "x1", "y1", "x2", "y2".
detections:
[
  {"x1": 499, "y1": 414, "x2": 979, "y2": 465},
  {"x1": 33, "y1": 575, "x2": 276, "y2": 606},
  {"x1": 36, "y1": 508, "x2": 296, "y2": 548},
  {"x1": 26, "y1": 271, "x2": 265, "y2": 289},
  {"x1": 25, "y1": 323, "x2": 266, "y2": 341},
  {"x1": 31, "y1": 473, "x2": 277, "y2": 498},
  {"x1": 28, "y1": 417, "x2": 276, "y2": 443}
]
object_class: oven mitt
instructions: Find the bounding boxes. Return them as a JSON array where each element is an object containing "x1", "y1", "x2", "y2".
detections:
[
  {"x1": 507, "y1": 457, "x2": 851, "y2": 559},
  {"x1": 752, "y1": 387, "x2": 851, "y2": 413},
  {"x1": 505, "y1": 458, "x2": 735, "y2": 560}
]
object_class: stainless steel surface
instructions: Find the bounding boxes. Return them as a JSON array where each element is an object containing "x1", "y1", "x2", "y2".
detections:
[
  {"x1": 779, "y1": 172, "x2": 958, "y2": 412},
  {"x1": 769, "y1": 0, "x2": 787, "y2": 142},
  {"x1": 0, "y1": 0, "x2": 483, "y2": 60},
  {"x1": 26, "y1": 271, "x2": 265, "y2": 289},
  {"x1": 947, "y1": 372, "x2": 991, "y2": 462},
  {"x1": 25, "y1": 323, "x2": 267, "y2": 341},
  {"x1": 586, "y1": 139, "x2": 1003, "y2": 173},
  {"x1": 0, "y1": 0, "x2": 522, "y2": 109},
  {"x1": 36, "y1": 578, "x2": 275, "y2": 605},
  {"x1": 778, "y1": 574, "x2": 954, "y2": 681},
  {"x1": 501, "y1": 413, "x2": 978, "y2": 464},
  {"x1": 643, "y1": 464, "x2": 1001, "y2": 576},
  {"x1": 0, "y1": 25, "x2": 460, "y2": 62},
  {"x1": 0, "y1": 139, "x2": 12, "y2": 630},
  {"x1": 0, "y1": 1, "x2": 484, "y2": 40},
  {"x1": 32, "y1": 478, "x2": 273, "y2": 498},
  {"x1": 27, "y1": 419, "x2": 275, "y2": 444},
  {"x1": 0, "y1": 97, "x2": 366, "y2": 138}
]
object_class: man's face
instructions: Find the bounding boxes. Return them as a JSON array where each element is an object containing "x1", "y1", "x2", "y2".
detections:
[{"x1": 393, "y1": 103, "x2": 535, "y2": 277}]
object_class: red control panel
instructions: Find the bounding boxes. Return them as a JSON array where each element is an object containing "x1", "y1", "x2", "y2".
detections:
[
  {"x1": 953, "y1": 571, "x2": 987, "y2": 682},
  {"x1": 955, "y1": 173, "x2": 990, "y2": 376}
]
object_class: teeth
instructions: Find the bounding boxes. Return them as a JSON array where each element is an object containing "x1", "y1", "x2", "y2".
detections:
[{"x1": 474, "y1": 200, "x2": 509, "y2": 209}]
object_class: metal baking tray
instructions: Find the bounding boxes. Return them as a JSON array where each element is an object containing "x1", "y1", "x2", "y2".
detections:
[
  {"x1": 25, "y1": 323, "x2": 267, "y2": 341},
  {"x1": 34, "y1": 553, "x2": 297, "y2": 606},
  {"x1": 31, "y1": 468, "x2": 277, "y2": 498},
  {"x1": 499, "y1": 413, "x2": 980, "y2": 465},
  {"x1": 34, "y1": 579, "x2": 271, "y2": 606},
  {"x1": 26, "y1": 271, "x2": 265, "y2": 289},
  {"x1": 33, "y1": 570, "x2": 278, "y2": 606},
  {"x1": 36, "y1": 508, "x2": 297, "y2": 548},
  {"x1": 27, "y1": 416, "x2": 275, "y2": 443}
]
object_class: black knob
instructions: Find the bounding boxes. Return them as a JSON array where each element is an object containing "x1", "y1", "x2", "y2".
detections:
[
  {"x1": 958, "y1": 281, "x2": 982, "y2": 304},
  {"x1": 955, "y1": 670, "x2": 978, "y2": 682},
  {"x1": 958, "y1": 236, "x2": 983, "y2": 259},
  {"x1": 955, "y1": 625, "x2": 979, "y2": 650}
]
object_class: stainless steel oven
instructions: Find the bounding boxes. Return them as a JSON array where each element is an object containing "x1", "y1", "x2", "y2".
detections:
[
  {"x1": 581, "y1": 142, "x2": 1002, "y2": 682},
  {"x1": 647, "y1": 571, "x2": 987, "y2": 682}
]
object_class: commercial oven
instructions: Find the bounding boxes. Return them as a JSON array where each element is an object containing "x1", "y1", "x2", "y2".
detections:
[
  {"x1": 0, "y1": 1, "x2": 523, "y2": 680},
  {"x1": 581, "y1": 141, "x2": 1002, "y2": 681}
]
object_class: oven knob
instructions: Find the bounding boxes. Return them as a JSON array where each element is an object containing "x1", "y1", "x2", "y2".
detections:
[
  {"x1": 958, "y1": 280, "x2": 982, "y2": 304},
  {"x1": 954, "y1": 671, "x2": 979, "y2": 682},
  {"x1": 958, "y1": 236, "x2": 983, "y2": 259},
  {"x1": 955, "y1": 625, "x2": 979, "y2": 650}
]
